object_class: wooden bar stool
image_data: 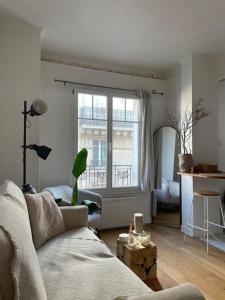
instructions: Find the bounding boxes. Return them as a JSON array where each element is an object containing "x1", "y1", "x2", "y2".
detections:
[{"x1": 184, "y1": 190, "x2": 225, "y2": 254}]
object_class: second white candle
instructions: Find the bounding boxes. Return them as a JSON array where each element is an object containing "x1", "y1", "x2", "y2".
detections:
[{"x1": 134, "y1": 213, "x2": 143, "y2": 233}]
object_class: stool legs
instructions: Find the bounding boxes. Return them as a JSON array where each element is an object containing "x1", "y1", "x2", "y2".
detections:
[
  {"x1": 218, "y1": 197, "x2": 225, "y2": 228},
  {"x1": 184, "y1": 198, "x2": 193, "y2": 244},
  {"x1": 203, "y1": 197, "x2": 206, "y2": 240},
  {"x1": 184, "y1": 195, "x2": 209, "y2": 253},
  {"x1": 206, "y1": 196, "x2": 209, "y2": 254},
  {"x1": 184, "y1": 193, "x2": 225, "y2": 254}
]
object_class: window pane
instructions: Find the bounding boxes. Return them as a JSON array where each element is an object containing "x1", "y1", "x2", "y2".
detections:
[
  {"x1": 112, "y1": 121, "x2": 139, "y2": 187},
  {"x1": 93, "y1": 95, "x2": 107, "y2": 120},
  {"x1": 113, "y1": 97, "x2": 125, "y2": 121},
  {"x1": 78, "y1": 93, "x2": 92, "y2": 119},
  {"x1": 78, "y1": 119, "x2": 107, "y2": 189},
  {"x1": 126, "y1": 98, "x2": 139, "y2": 122}
]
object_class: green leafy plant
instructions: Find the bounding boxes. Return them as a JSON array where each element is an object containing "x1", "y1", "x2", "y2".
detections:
[{"x1": 71, "y1": 148, "x2": 88, "y2": 206}]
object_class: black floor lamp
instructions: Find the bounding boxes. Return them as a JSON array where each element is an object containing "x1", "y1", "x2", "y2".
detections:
[{"x1": 22, "y1": 99, "x2": 52, "y2": 193}]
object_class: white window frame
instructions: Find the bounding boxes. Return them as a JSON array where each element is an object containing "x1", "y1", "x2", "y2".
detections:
[{"x1": 74, "y1": 87, "x2": 141, "y2": 196}]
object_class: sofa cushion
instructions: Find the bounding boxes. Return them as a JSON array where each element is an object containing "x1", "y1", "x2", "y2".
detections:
[
  {"x1": 37, "y1": 227, "x2": 151, "y2": 300},
  {"x1": 0, "y1": 228, "x2": 14, "y2": 300},
  {"x1": 0, "y1": 180, "x2": 47, "y2": 300},
  {"x1": 25, "y1": 191, "x2": 66, "y2": 249}
]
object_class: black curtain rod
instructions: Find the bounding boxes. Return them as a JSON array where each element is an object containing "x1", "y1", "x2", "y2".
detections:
[{"x1": 54, "y1": 79, "x2": 164, "y2": 95}]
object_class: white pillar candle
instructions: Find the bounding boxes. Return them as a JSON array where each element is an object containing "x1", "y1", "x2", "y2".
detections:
[
  {"x1": 134, "y1": 213, "x2": 143, "y2": 233},
  {"x1": 117, "y1": 233, "x2": 129, "y2": 257}
]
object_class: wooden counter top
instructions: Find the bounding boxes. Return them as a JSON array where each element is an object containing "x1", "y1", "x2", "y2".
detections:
[{"x1": 177, "y1": 172, "x2": 225, "y2": 179}]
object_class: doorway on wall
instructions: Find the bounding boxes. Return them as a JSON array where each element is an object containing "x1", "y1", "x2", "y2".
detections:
[{"x1": 152, "y1": 126, "x2": 181, "y2": 229}]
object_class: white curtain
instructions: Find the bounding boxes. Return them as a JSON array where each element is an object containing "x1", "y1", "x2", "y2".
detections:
[{"x1": 138, "y1": 90, "x2": 154, "y2": 192}]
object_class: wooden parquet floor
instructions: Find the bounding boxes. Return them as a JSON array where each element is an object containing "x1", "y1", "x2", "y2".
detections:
[{"x1": 99, "y1": 224, "x2": 225, "y2": 300}]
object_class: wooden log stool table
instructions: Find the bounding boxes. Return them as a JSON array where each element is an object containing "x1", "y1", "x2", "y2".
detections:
[{"x1": 117, "y1": 240, "x2": 157, "y2": 283}]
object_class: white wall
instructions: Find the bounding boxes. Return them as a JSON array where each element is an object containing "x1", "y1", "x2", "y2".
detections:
[
  {"x1": 218, "y1": 80, "x2": 225, "y2": 172},
  {"x1": 165, "y1": 64, "x2": 181, "y2": 115},
  {"x1": 179, "y1": 55, "x2": 220, "y2": 235},
  {"x1": 165, "y1": 56, "x2": 221, "y2": 234},
  {"x1": 216, "y1": 55, "x2": 225, "y2": 174},
  {"x1": 0, "y1": 15, "x2": 41, "y2": 188},
  {"x1": 192, "y1": 55, "x2": 218, "y2": 165},
  {"x1": 181, "y1": 58, "x2": 192, "y2": 111},
  {"x1": 40, "y1": 60, "x2": 167, "y2": 224},
  {"x1": 180, "y1": 58, "x2": 193, "y2": 232},
  {"x1": 216, "y1": 58, "x2": 225, "y2": 195},
  {"x1": 216, "y1": 55, "x2": 225, "y2": 80},
  {"x1": 154, "y1": 54, "x2": 225, "y2": 235},
  {"x1": 174, "y1": 55, "x2": 219, "y2": 165}
]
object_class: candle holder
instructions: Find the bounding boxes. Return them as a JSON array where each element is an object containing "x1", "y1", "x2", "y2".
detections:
[
  {"x1": 137, "y1": 231, "x2": 151, "y2": 246},
  {"x1": 128, "y1": 231, "x2": 151, "y2": 248}
]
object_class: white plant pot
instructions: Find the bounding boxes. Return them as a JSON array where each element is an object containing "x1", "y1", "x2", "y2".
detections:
[{"x1": 178, "y1": 154, "x2": 193, "y2": 173}]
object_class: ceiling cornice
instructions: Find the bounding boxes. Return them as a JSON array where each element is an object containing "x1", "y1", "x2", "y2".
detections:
[{"x1": 41, "y1": 54, "x2": 164, "y2": 80}]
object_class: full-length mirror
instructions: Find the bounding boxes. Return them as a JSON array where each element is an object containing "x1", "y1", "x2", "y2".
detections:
[{"x1": 153, "y1": 126, "x2": 180, "y2": 228}]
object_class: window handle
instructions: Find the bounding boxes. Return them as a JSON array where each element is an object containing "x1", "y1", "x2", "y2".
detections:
[{"x1": 108, "y1": 142, "x2": 112, "y2": 152}]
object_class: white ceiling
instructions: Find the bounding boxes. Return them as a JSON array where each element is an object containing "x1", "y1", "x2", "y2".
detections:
[{"x1": 1, "y1": 0, "x2": 225, "y2": 72}]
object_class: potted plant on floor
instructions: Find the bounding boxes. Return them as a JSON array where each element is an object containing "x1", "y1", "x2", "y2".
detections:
[
  {"x1": 71, "y1": 148, "x2": 88, "y2": 206},
  {"x1": 167, "y1": 99, "x2": 212, "y2": 172}
]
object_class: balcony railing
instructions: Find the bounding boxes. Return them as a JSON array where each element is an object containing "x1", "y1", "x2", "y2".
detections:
[
  {"x1": 78, "y1": 165, "x2": 134, "y2": 189},
  {"x1": 79, "y1": 107, "x2": 136, "y2": 121}
]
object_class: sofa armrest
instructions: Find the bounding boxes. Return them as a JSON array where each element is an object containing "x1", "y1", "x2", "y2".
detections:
[
  {"x1": 114, "y1": 284, "x2": 205, "y2": 300},
  {"x1": 78, "y1": 189, "x2": 103, "y2": 209},
  {"x1": 60, "y1": 206, "x2": 88, "y2": 230}
]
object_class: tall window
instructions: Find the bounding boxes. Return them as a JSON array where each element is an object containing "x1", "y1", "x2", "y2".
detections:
[
  {"x1": 78, "y1": 93, "x2": 107, "y2": 189},
  {"x1": 77, "y1": 92, "x2": 140, "y2": 191}
]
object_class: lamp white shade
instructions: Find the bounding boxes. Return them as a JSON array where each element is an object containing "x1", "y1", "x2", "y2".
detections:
[{"x1": 30, "y1": 99, "x2": 48, "y2": 116}]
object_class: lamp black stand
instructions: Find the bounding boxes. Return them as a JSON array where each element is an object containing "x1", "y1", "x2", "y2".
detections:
[
  {"x1": 22, "y1": 101, "x2": 36, "y2": 193},
  {"x1": 21, "y1": 100, "x2": 52, "y2": 194}
]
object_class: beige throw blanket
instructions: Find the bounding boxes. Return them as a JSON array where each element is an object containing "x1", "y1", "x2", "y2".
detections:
[
  {"x1": 38, "y1": 227, "x2": 151, "y2": 300},
  {"x1": 0, "y1": 181, "x2": 47, "y2": 300}
]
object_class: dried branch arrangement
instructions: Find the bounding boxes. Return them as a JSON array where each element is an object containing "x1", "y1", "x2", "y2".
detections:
[{"x1": 167, "y1": 99, "x2": 212, "y2": 154}]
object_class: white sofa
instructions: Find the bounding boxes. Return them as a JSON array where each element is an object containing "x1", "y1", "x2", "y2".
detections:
[{"x1": 0, "y1": 181, "x2": 205, "y2": 300}]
